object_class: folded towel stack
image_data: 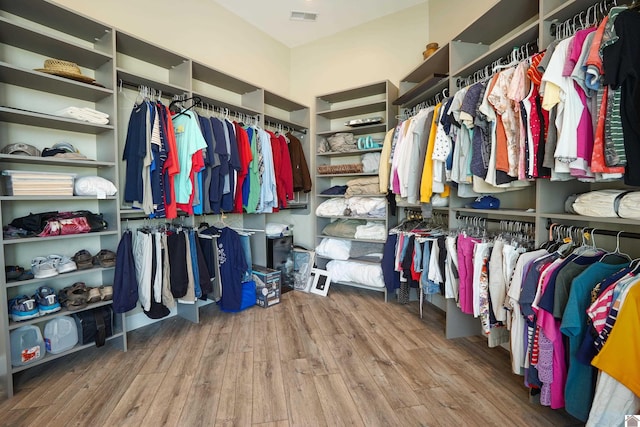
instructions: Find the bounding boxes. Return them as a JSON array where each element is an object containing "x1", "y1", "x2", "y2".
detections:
[{"x1": 55, "y1": 107, "x2": 109, "y2": 125}]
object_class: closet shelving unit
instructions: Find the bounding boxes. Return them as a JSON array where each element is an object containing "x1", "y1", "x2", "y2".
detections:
[
  {"x1": 0, "y1": 0, "x2": 125, "y2": 398},
  {"x1": 314, "y1": 81, "x2": 397, "y2": 300}
]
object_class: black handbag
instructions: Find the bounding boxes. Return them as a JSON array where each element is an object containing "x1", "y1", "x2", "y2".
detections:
[{"x1": 72, "y1": 306, "x2": 113, "y2": 347}]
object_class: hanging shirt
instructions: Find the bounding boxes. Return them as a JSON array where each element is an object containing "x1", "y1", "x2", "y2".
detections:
[{"x1": 172, "y1": 111, "x2": 207, "y2": 206}]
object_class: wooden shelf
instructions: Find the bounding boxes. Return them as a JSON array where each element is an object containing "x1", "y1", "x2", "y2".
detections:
[
  {"x1": 117, "y1": 68, "x2": 189, "y2": 99},
  {"x1": 192, "y1": 61, "x2": 259, "y2": 95},
  {"x1": 116, "y1": 31, "x2": 187, "y2": 69},
  {"x1": 0, "y1": 154, "x2": 114, "y2": 168},
  {"x1": 3, "y1": 230, "x2": 119, "y2": 246},
  {"x1": 317, "y1": 101, "x2": 387, "y2": 120},
  {"x1": 0, "y1": 106, "x2": 114, "y2": 135},
  {"x1": 317, "y1": 123, "x2": 387, "y2": 137},
  {"x1": 394, "y1": 75, "x2": 448, "y2": 107},
  {"x1": 317, "y1": 81, "x2": 388, "y2": 104},
  {"x1": 6, "y1": 267, "x2": 115, "y2": 289}
]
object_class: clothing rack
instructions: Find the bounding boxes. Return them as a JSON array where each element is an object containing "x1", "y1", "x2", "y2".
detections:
[
  {"x1": 549, "y1": 0, "x2": 618, "y2": 39},
  {"x1": 456, "y1": 214, "x2": 535, "y2": 226},
  {"x1": 118, "y1": 79, "x2": 178, "y2": 100},
  {"x1": 546, "y1": 220, "x2": 640, "y2": 240},
  {"x1": 265, "y1": 119, "x2": 307, "y2": 135},
  {"x1": 455, "y1": 40, "x2": 538, "y2": 88}
]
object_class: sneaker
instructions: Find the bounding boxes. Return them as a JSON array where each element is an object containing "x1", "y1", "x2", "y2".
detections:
[
  {"x1": 31, "y1": 257, "x2": 59, "y2": 279},
  {"x1": 48, "y1": 254, "x2": 77, "y2": 274},
  {"x1": 9, "y1": 295, "x2": 39, "y2": 322},
  {"x1": 34, "y1": 286, "x2": 61, "y2": 315}
]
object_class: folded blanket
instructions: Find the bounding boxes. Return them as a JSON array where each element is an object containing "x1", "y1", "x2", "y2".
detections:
[
  {"x1": 316, "y1": 198, "x2": 348, "y2": 216},
  {"x1": 361, "y1": 152, "x2": 381, "y2": 173},
  {"x1": 315, "y1": 238, "x2": 351, "y2": 260},
  {"x1": 572, "y1": 189, "x2": 628, "y2": 217},
  {"x1": 618, "y1": 192, "x2": 640, "y2": 220},
  {"x1": 322, "y1": 219, "x2": 366, "y2": 238}
]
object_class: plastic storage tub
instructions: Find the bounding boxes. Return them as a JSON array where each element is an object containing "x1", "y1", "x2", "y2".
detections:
[
  {"x1": 10, "y1": 325, "x2": 46, "y2": 367},
  {"x1": 44, "y1": 316, "x2": 78, "y2": 354}
]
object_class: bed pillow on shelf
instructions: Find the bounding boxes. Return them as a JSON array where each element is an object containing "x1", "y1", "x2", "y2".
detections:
[
  {"x1": 315, "y1": 198, "x2": 348, "y2": 216},
  {"x1": 326, "y1": 260, "x2": 385, "y2": 288},
  {"x1": 361, "y1": 152, "x2": 381, "y2": 173},
  {"x1": 315, "y1": 238, "x2": 351, "y2": 260}
]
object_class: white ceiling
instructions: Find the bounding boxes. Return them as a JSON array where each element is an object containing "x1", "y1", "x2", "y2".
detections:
[{"x1": 212, "y1": 0, "x2": 428, "y2": 48}]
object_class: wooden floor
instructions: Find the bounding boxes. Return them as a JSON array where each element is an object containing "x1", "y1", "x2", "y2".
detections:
[{"x1": 1, "y1": 285, "x2": 581, "y2": 427}]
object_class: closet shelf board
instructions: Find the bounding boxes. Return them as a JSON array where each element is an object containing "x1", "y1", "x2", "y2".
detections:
[
  {"x1": 453, "y1": 0, "x2": 538, "y2": 44},
  {"x1": 316, "y1": 254, "x2": 383, "y2": 265},
  {"x1": 400, "y1": 44, "x2": 450, "y2": 84},
  {"x1": 331, "y1": 280, "x2": 387, "y2": 295},
  {"x1": 8, "y1": 299, "x2": 115, "y2": 331},
  {"x1": 117, "y1": 68, "x2": 189, "y2": 99},
  {"x1": 544, "y1": 0, "x2": 593, "y2": 22},
  {"x1": 0, "y1": 0, "x2": 112, "y2": 42},
  {"x1": 194, "y1": 92, "x2": 261, "y2": 117},
  {"x1": 453, "y1": 207, "x2": 537, "y2": 218},
  {"x1": 317, "y1": 148, "x2": 382, "y2": 157},
  {"x1": 0, "y1": 154, "x2": 114, "y2": 169},
  {"x1": 5, "y1": 266, "x2": 115, "y2": 289},
  {"x1": 317, "y1": 81, "x2": 388, "y2": 104},
  {"x1": 315, "y1": 173, "x2": 379, "y2": 178},
  {"x1": 317, "y1": 215, "x2": 385, "y2": 221},
  {"x1": 316, "y1": 193, "x2": 385, "y2": 198},
  {"x1": 394, "y1": 76, "x2": 449, "y2": 107},
  {"x1": 0, "y1": 106, "x2": 114, "y2": 135},
  {"x1": 0, "y1": 62, "x2": 112, "y2": 102},
  {"x1": 318, "y1": 234, "x2": 385, "y2": 243},
  {"x1": 316, "y1": 101, "x2": 387, "y2": 120},
  {"x1": 0, "y1": 196, "x2": 117, "y2": 201},
  {"x1": 0, "y1": 18, "x2": 112, "y2": 69},
  {"x1": 281, "y1": 202, "x2": 308, "y2": 210},
  {"x1": 263, "y1": 114, "x2": 307, "y2": 132},
  {"x1": 452, "y1": 19, "x2": 539, "y2": 78},
  {"x1": 264, "y1": 91, "x2": 306, "y2": 112},
  {"x1": 317, "y1": 123, "x2": 387, "y2": 137},
  {"x1": 192, "y1": 62, "x2": 260, "y2": 94},
  {"x1": 540, "y1": 213, "x2": 640, "y2": 226},
  {"x1": 116, "y1": 31, "x2": 187, "y2": 69},
  {"x1": 11, "y1": 332, "x2": 125, "y2": 374},
  {"x1": 3, "y1": 230, "x2": 119, "y2": 245}
]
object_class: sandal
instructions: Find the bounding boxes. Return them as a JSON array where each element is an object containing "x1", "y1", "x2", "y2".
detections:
[
  {"x1": 99, "y1": 285, "x2": 113, "y2": 301},
  {"x1": 62, "y1": 282, "x2": 89, "y2": 311},
  {"x1": 87, "y1": 287, "x2": 101, "y2": 304},
  {"x1": 93, "y1": 250, "x2": 116, "y2": 268},
  {"x1": 73, "y1": 250, "x2": 93, "y2": 270}
]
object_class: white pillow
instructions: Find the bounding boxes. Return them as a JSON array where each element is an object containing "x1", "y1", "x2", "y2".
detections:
[
  {"x1": 74, "y1": 176, "x2": 117, "y2": 196},
  {"x1": 315, "y1": 238, "x2": 351, "y2": 260}
]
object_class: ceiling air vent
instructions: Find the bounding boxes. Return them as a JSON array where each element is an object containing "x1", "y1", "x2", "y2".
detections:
[{"x1": 290, "y1": 11, "x2": 318, "y2": 22}]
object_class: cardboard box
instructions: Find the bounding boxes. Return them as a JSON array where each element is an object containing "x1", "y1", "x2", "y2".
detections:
[{"x1": 252, "y1": 265, "x2": 281, "y2": 308}]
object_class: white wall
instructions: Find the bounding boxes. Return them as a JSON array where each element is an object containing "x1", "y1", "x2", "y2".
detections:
[
  {"x1": 290, "y1": 3, "x2": 429, "y2": 106},
  {"x1": 50, "y1": 0, "x2": 292, "y2": 96}
]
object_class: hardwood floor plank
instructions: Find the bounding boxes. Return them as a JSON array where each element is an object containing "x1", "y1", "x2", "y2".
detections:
[
  {"x1": 252, "y1": 359, "x2": 288, "y2": 424},
  {"x1": 346, "y1": 331, "x2": 422, "y2": 409},
  {"x1": 314, "y1": 373, "x2": 365, "y2": 427},
  {"x1": 253, "y1": 421, "x2": 290, "y2": 427},
  {"x1": 141, "y1": 373, "x2": 194, "y2": 426},
  {"x1": 177, "y1": 332, "x2": 232, "y2": 426},
  {"x1": 102, "y1": 372, "x2": 165, "y2": 426},
  {"x1": 326, "y1": 334, "x2": 401, "y2": 426},
  {"x1": 216, "y1": 351, "x2": 254, "y2": 426},
  {"x1": 253, "y1": 313, "x2": 279, "y2": 363},
  {"x1": 229, "y1": 309, "x2": 255, "y2": 354},
  {"x1": 394, "y1": 404, "x2": 441, "y2": 427},
  {"x1": 282, "y1": 358, "x2": 326, "y2": 427},
  {"x1": 276, "y1": 302, "x2": 306, "y2": 361}
]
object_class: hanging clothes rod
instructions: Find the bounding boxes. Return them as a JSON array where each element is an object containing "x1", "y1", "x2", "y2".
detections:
[
  {"x1": 456, "y1": 214, "x2": 535, "y2": 226},
  {"x1": 545, "y1": 220, "x2": 640, "y2": 240}
]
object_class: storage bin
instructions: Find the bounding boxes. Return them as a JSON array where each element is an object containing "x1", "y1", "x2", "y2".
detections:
[
  {"x1": 2, "y1": 170, "x2": 76, "y2": 196},
  {"x1": 44, "y1": 316, "x2": 78, "y2": 354},
  {"x1": 10, "y1": 325, "x2": 46, "y2": 367}
]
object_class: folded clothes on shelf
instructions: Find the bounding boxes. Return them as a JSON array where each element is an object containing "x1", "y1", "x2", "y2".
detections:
[{"x1": 54, "y1": 107, "x2": 109, "y2": 124}]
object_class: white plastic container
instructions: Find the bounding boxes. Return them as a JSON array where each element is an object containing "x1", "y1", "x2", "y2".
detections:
[
  {"x1": 44, "y1": 316, "x2": 78, "y2": 354},
  {"x1": 10, "y1": 325, "x2": 46, "y2": 367}
]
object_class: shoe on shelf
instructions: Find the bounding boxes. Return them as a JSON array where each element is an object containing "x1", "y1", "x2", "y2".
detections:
[
  {"x1": 48, "y1": 254, "x2": 77, "y2": 274},
  {"x1": 62, "y1": 282, "x2": 88, "y2": 311},
  {"x1": 92, "y1": 250, "x2": 116, "y2": 268},
  {"x1": 34, "y1": 286, "x2": 61, "y2": 316},
  {"x1": 31, "y1": 256, "x2": 59, "y2": 279},
  {"x1": 99, "y1": 285, "x2": 113, "y2": 301},
  {"x1": 72, "y1": 250, "x2": 93, "y2": 270},
  {"x1": 87, "y1": 287, "x2": 101, "y2": 304},
  {"x1": 9, "y1": 295, "x2": 39, "y2": 322}
]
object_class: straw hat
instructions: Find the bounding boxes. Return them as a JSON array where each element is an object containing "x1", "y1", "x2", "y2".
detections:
[{"x1": 34, "y1": 59, "x2": 95, "y2": 84}]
